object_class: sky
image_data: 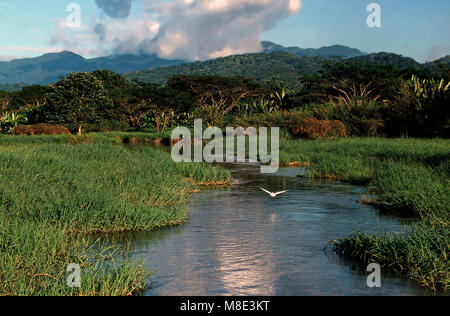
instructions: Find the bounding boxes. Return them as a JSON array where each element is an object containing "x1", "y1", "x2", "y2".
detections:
[{"x1": 0, "y1": 0, "x2": 448, "y2": 62}]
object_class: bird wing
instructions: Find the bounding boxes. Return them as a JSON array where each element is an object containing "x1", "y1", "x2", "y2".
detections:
[
  {"x1": 260, "y1": 188, "x2": 273, "y2": 195},
  {"x1": 274, "y1": 190, "x2": 289, "y2": 196}
]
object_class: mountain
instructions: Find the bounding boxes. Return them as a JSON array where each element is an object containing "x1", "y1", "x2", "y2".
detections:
[
  {"x1": 126, "y1": 51, "x2": 447, "y2": 87},
  {"x1": 0, "y1": 52, "x2": 186, "y2": 85},
  {"x1": 0, "y1": 43, "x2": 448, "y2": 87},
  {"x1": 0, "y1": 83, "x2": 26, "y2": 92},
  {"x1": 126, "y1": 52, "x2": 327, "y2": 86},
  {"x1": 351, "y1": 52, "x2": 423, "y2": 70},
  {"x1": 262, "y1": 41, "x2": 366, "y2": 59},
  {"x1": 0, "y1": 43, "x2": 367, "y2": 86},
  {"x1": 423, "y1": 55, "x2": 450, "y2": 76},
  {"x1": 433, "y1": 55, "x2": 450, "y2": 64}
]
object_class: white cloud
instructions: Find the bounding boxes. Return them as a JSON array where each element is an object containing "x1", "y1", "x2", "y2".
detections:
[{"x1": 50, "y1": 0, "x2": 302, "y2": 60}]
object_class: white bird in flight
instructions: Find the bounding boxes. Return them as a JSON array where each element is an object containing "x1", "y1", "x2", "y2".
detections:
[{"x1": 260, "y1": 188, "x2": 289, "y2": 198}]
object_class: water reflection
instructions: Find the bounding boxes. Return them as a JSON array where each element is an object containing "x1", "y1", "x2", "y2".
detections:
[{"x1": 116, "y1": 163, "x2": 444, "y2": 296}]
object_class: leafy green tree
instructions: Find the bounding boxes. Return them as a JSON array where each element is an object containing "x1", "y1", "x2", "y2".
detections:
[
  {"x1": 265, "y1": 75, "x2": 293, "y2": 109},
  {"x1": 9, "y1": 85, "x2": 49, "y2": 111},
  {"x1": 130, "y1": 82, "x2": 182, "y2": 131},
  {"x1": 42, "y1": 72, "x2": 113, "y2": 135},
  {"x1": 93, "y1": 70, "x2": 135, "y2": 124}
]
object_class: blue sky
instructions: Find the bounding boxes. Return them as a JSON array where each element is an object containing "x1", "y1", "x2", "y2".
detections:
[{"x1": 0, "y1": 0, "x2": 448, "y2": 62}]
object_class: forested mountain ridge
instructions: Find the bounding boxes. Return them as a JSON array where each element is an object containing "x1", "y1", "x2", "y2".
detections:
[
  {"x1": 0, "y1": 42, "x2": 364, "y2": 85},
  {"x1": 126, "y1": 52, "x2": 327, "y2": 86},
  {"x1": 262, "y1": 41, "x2": 365, "y2": 58},
  {"x1": 0, "y1": 42, "x2": 448, "y2": 87},
  {"x1": 126, "y1": 51, "x2": 450, "y2": 87}
]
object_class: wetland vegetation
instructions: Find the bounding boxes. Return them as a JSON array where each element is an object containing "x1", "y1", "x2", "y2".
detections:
[{"x1": 0, "y1": 134, "x2": 230, "y2": 295}]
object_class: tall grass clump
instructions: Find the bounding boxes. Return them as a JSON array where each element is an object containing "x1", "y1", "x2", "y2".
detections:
[
  {"x1": 332, "y1": 219, "x2": 449, "y2": 291},
  {"x1": 0, "y1": 220, "x2": 150, "y2": 296},
  {"x1": 0, "y1": 134, "x2": 230, "y2": 295}
]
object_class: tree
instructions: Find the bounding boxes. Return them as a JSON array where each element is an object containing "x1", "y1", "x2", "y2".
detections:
[
  {"x1": 265, "y1": 75, "x2": 293, "y2": 109},
  {"x1": 9, "y1": 85, "x2": 49, "y2": 111},
  {"x1": 93, "y1": 70, "x2": 134, "y2": 122},
  {"x1": 168, "y1": 75, "x2": 262, "y2": 126},
  {"x1": 42, "y1": 72, "x2": 113, "y2": 135},
  {"x1": 131, "y1": 82, "x2": 181, "y2": 132}
]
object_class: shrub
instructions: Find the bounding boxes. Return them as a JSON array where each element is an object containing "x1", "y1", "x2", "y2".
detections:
[
  {"x1": 308, "y1": 101, "x2": 386, "y2": 137},
  {"x1": 290, "y1": 118, "x2": 347, "y2": 139},
  {"x1": 386, "y1": 75, "x2": 450, "y2": 137},
  {"x1": 0, "y1": 112, "x2": 28, "y2": 134},
  {"x1": 234, "y1": 110, "x2": 287, "y2": 127},
  {"x1": 13, "y1": 123, "x2": 71, "y2": 136}
]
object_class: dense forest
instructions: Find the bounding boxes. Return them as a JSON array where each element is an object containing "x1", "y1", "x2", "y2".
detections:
[
  {"x1": 0, "y1": 54, "x2": 449, "y2": 138},
  {"x1": 127, "y1": 51, "x2": 450, "y2": 86}
]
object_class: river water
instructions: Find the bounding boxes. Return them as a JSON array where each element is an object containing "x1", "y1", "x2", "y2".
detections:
[{"x1": 120, "y1": 161, "x2": 442, "y2": 296}]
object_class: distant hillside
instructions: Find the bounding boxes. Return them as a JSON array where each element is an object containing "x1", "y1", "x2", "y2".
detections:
[
  {"x1": 262, "y1": 41, "x2": 365, "y2": 59},
  {"x1": 126, "y1": 51, "x2": 447, "y2": 87},
  {"x1": 351, "y1": 52, "x2": 422, "y2": 70},
  {"x1": 0, "y1": 52, "x2": 185, "y2": 85},
  {"x1": 126, "y1": 52, "x2": 327, "y2": 86},
  {"x1": 0, "y1": 42, "x2": 367, "y2": 86},
  {"x1": 423, "y1": 55, "x2": 450, "y2": 76},
  {"x1": 0, "y1": 42, "x2": 448, "y2": 87},
  {"x1": 0, "y1": 83, "x2": 26, "y2": 92}
]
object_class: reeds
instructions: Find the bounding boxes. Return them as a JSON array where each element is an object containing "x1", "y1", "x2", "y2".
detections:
[{"x1": 0, "y1": 134, "x2": 230, "y2": 296}]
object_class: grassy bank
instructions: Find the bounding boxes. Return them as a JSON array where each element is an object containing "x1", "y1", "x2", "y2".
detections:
[
  {"x1": 279, "y1": 138, "x2": 449, "y2": 291},
  {"x1": 0, "y1": 133, "x2": 230, "y2": 296}
]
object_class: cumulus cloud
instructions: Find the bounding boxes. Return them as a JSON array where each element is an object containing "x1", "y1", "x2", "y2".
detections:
[
  {"x1": 135, "y1": 0, "x2": 302, "y2": 60},
  {"x1": 51, "y1": 0, "x2": 302, "y2": 60},
  {"x1": 95, "y1": 0, "x2": 133, "y2": 19}
]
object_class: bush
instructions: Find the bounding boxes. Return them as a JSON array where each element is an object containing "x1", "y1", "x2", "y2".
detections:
[
  {"x1": 290, "y1": 118, "x2": 347, "y2": 139},
  {"x1": 13, "y1": 124, "x2": 71, "y2": 136},
  {"x1": 385, "y1": 75, "x2": 450, "y2": 137},
  {"x1": 233, "y1": 110, "x2": 287, "y2": 127},
  {"x1": 307, "y1": 101, "x2": 386, "y2": 137},
  {"x1": 0, "y1": 112, "x2": 28, "y2": 134}
]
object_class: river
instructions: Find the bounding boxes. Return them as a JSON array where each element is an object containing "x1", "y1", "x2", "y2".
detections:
[{"x1": 118, "y1": 159, "x2": 442, "y2": 296}]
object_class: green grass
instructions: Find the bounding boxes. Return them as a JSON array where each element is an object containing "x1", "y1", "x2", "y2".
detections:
[
  {"x1": 0, "y1": 133, "x2": 230, "y2": 296},
  {"x1": 279, "y1": 137, "x2": 449, "y2": 291},
  {"x1": 0, "y1": 131, "x2": 173, "y2": 146},
  {"x1": 331, "y1": 218, "x2": 449, "y2": 291},
  {"x1": 0, "y1": 220, "x2": 150, "y2": 296}
]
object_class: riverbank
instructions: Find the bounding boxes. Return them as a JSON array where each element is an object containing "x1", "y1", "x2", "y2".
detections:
[
  {"x1": 0, "y1": 133, "x2": 230, "y2": 296},
  {"x1": 279, "y1": 138, "x2": 449, "y2": 291}
]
